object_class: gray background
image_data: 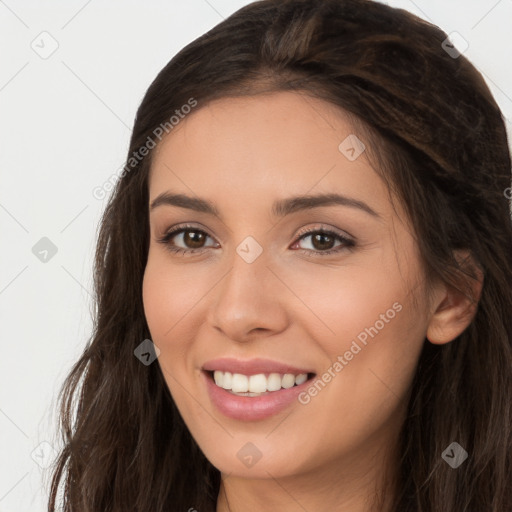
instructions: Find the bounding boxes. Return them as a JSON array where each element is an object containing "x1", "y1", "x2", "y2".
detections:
[{"x1": 1, "y1": 0, "x2": 511, "y2": 510}]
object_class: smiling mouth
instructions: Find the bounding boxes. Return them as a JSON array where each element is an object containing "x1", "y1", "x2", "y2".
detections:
[{"x1": 205, "y1": 370, "x2": 316, "y2": 396}]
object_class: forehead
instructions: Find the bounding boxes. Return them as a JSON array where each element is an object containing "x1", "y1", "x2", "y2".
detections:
[{"x1": 148, "y1": 91, "x2": 387, "y2": 217}]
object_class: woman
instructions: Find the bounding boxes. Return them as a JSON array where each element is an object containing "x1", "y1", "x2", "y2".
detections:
[{"x1": 48, "y1": 0, "x2": 512, "y2": 510}]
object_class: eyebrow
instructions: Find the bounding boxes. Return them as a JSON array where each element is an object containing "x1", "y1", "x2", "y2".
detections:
[{"x1": 149, "y1": 192, "x2": 380, "y2": 218}]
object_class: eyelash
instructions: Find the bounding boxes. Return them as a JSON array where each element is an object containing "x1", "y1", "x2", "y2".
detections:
[{"x1": 157, "y1": 223, "x2": 355, "y2": 258}]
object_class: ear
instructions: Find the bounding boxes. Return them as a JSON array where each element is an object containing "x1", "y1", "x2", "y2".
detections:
[{"x1": 426, "y1": 250, "x2": 484, "y2": 345}]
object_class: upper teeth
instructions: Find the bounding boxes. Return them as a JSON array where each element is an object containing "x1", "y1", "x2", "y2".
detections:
[{"x1": 213, "y1": 370, "x2": 308, "y2": 393}]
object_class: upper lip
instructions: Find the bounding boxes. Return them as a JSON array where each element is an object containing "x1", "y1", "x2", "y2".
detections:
[{"x1": 202, "y1": 357, "x2": 315, "y2": 376}]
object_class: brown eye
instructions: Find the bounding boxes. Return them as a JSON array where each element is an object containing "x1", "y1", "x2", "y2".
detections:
[
  {"x1": 310, "y1": 232, "x2": 336, "y2": 251},
  {"x1": 291, "y1": 227, "x2": 355, "y2": 257},
  {"x1": 182, "y1": 230, "x2": 207, "y2": 249},
  {"x1": 158, "y1": 226, "x2": 218, "y2": 255},
  {"x1": 158, "y1": 224, "x2": 355, "y2": 257}
]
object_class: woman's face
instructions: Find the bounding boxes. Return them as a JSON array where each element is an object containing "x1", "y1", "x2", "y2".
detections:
[{"x1": 143, "y1": 91, "x2": 431, "y2": 482}]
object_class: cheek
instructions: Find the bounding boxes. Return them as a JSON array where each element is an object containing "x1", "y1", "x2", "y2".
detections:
[
  {"x1": 280, "y1": 256, "x2": 412, "y2": 353},
  {"x1": 142, "y1": 260, "x2": 188, "y2": 383},
  {"x1": 286, "y1": 256, "x2": 427, "y2": 407},
  {"x1": 142, "y1": 263, "x2": 169, "y2": 341},
  {"x1": 141, "y1": 252, "x2": 218, "y2": 390},
  {"x1": 142, "y1": 258, "x2": 198, "y2": 404},
  {"x1": 288, "y1": 278, "x2": 424, "y2": 466},
  {"x1": 142, "y1": 253, "x2": 204, "y2": 341}
]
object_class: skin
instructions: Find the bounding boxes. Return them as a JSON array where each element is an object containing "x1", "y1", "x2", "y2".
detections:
[{"x1": 142, "y1": 91, "x2": 482, "y2": 511}]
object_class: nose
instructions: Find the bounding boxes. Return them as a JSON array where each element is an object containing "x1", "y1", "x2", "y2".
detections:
[{"x1": 206, "y1": 249, "x2": 289, "y2": 343}]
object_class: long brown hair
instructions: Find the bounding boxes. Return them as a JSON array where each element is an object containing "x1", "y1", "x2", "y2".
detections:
[{"x1": 48, "y1": 0, "x2": 512, "y2": 510}]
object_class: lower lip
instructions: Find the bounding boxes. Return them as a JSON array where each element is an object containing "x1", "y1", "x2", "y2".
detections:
[{"x1": 202, "y1": 370, "x2": 314, "y2": 421}]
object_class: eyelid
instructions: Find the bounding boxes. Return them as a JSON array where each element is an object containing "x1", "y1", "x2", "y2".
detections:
[
  {"x1": 158, "y1": 223, "x2": 218, "y2": 246},
  {"x1": 290, "y1": 224, "x2": 355, "y2": 255},
  {"x1": 159, "y1": 222, "x2": 352, "y2": 241},
  {"x1": 158, "y1": 222, "x2": 215, "y2": 241},
  {"x1": 294, "y1": 223, "x2": 354, "y2": 241}
]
